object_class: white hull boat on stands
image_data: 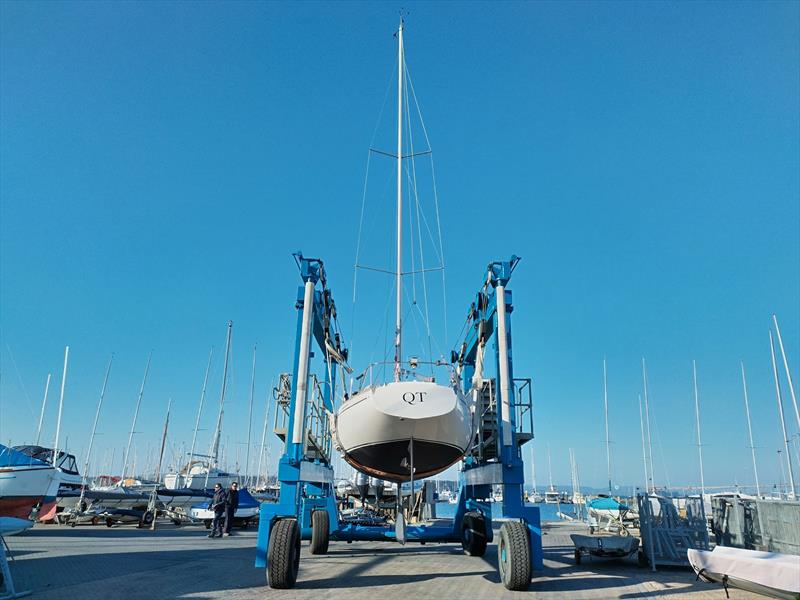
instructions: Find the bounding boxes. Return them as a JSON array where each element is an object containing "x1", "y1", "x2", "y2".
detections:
[{"x1": 689, "y1": 546, "x2": 800, "y2": 600}]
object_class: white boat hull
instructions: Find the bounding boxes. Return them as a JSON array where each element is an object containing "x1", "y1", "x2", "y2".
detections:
[
  {"x1": 333, "y1": 381, "x2": 472, "y2": 481},
  {"x1": 0, "y1": 464, "x2": 56, "y2": 518}
]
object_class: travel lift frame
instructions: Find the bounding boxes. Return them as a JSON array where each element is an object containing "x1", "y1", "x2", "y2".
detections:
[{"x1": 255, "y1": 252, "x2": 543, "y2": 591}]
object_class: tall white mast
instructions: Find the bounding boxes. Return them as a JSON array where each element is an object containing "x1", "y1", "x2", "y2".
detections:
[
  {"x1": 121, "y1": 353, "x2": 152, "y2": 482},
  {"x1": 638, "y1": 394, "x2": 650, "y2": 495},
  {"x1": 770, "y1": 330, "x2": 796, "y2": 499},
  {"x1": 256, "y1": 386, "x2": 273, "y2": 490},
  {"x1": 186, "y1": 347, "x2": 213, "y2": 488},
  {"x1": 206, "y1": 321, "x2": 233, "y2": 488},
  {"x1": 642, "y1": 358, "x2": 656, "y2": 493},
  {"x1": 393, "y1": 20, "x2": 404, "y2": 382},
  {"x1": 78, "y1": 356, "x2": 113, "y2": 509},
  {"x1": 529, "y1": 443, "x2": 537, "y2": 494},
  {"x1": 547, "y1": 443, "x2": 554, "y2": 491},
  {"x1": 773, "y1": 314, "x2": 800, "y2": 431},
  {"x1": 35, "y1": 373, "x2": 51, "y2": 447},
  {"x1": 245, "y1": 344, "x2": 257, "y2": 487},
  {"x1": 603, "y1": 358, "x2": 611, "y2": 493},
  {"x1": 52, "y1": 346, "x2": 69, "y2": 467},
  {"x1": 692, "y1": 360, "x2": 705, "y2": 497},
  {"x1": 740, "y1": 361, "x2": 760, "y2": 497}
]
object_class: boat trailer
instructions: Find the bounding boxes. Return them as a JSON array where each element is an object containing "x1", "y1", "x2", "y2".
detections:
[{"x1": 254, "y1": 252, "x2": 543, "y2": 590}]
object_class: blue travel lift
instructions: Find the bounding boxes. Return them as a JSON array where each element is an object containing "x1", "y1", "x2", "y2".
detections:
[{"x1": 255, "y1": 252, "x2": 543, "y2": 590}]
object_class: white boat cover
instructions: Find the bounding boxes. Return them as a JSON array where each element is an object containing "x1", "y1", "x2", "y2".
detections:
[{"x1": 688, "y1": 546, "x2": 800, "y2": 598}]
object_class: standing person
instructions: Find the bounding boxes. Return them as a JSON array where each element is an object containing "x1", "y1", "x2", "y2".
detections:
[
  {"x1": 224, "y1": 481, "x2": 239, "y2": 536},
  {"x1": 208, "y1": 483, "x2": 227, "y2": 538}
]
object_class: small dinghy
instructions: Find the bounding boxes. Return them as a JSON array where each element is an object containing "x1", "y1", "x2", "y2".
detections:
[
  {"x1": 688, "y1": 546, "x2": 800, "y2": 600},
  {"x1": 570, "y1": 534, "x2": 639, "y2": 564}
]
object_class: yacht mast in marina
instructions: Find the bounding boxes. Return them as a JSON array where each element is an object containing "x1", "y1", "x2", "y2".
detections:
[
  {"x1": 638, "y1": 394, "x2": 649, "y2": 495},
  {"x1": 186, "y1": 347, "x2": 213, "y2": 488},
  {"x1": 740, "y1": 361, "x2": 760, "y2": 497},
  {"x1": 35, "y1": 373, "x2": 51, "y2": 446},
  {"x1": 393, "y1": 19, "x2": 404, "y2": 383},
  {"x1": 77, "y1": 355, "x2": 113, "y2": 509},
  {"x1": 603, "y1": 358, "x2": 611, "y2": 493},
  {"x1": 773, "y1": 314, "x2": 800, "y2": 431},
  {"x1": 641, "y1": 358, "x2": 655, "y2": 493},
  {"x1": 692, "y1": 360, "x2": 706, "y2": 497},
  {"x1": 52, "y1": 346, "x2": 69, "y2": 468},
  {"x1": 206, "y1": 321, "x2": 233, "y2": 488},
  {"x1": 121, "y1": 353, "x2": 152, "y2": 482},
  {"x1": 256, "y1": 384, "x2": 273, "y2": 489},
  {"x1": 245, "y1": 344, "x2": 257, "y2": 487},
  {"x1": 769, "y1": 330, "x2": 796, "y2": 499}
]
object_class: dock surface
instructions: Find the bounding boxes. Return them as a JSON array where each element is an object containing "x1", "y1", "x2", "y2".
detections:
[{"x1": 5, "y1": 520, "x2": 761, "y2": 599}]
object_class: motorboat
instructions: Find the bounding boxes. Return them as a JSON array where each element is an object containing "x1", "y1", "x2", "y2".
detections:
[
  {"x1": 544, "y1": 487, "x2": 560, "y2": 504},
  {"x1": 13, "y1": 445, "x2": 81, "y2": 493},
  {"x1": 14, "y1": 445, "x2": 82, "y2": 520},
  {"x1": 330, "y1": 23, "x2": 473, "y2": 483},
  {"x1": 689, "y1": 546, "x2": 800, "y2": 600},
  {"x1": 189, "y1": 488, "x2": 260, "y2": 529},
  {"x1": 0, "y1": 443, "x2": 56, "y2": 519}
]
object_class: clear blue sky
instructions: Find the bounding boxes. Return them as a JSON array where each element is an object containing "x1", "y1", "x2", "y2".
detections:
[{"x1": 1, "y1": 1, "x2": 798, "y2": 492}]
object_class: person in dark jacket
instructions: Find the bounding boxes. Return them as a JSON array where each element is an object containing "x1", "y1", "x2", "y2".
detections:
[
  {"x1": 208, "y1": 483, "x2": 227, "y2": 538},
  {"x1": 224, "y1": 482, "x2": 239, "y2": 536}
]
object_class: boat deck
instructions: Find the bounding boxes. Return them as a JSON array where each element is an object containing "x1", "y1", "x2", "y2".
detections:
[{"x1": 4, "y1": 520, "x2": 762, "y2": 599}]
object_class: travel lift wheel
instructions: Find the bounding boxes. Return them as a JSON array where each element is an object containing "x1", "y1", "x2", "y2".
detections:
[
  {"x1": 498, "y1": 521, "x2": 531, "y2": 591},
  {"x1": 309, "y1": 510, "x2": 330, "y2": 555},
  {"x1": 461, "y1": 512, "x2": 488, "y2": 557},
  {"x1": 267, "y1": 518, "x2": 301, "y2": 589}
]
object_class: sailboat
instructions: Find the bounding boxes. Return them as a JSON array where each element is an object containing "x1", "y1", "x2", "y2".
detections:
[
  {"x1": 164, "y1": 322, "x2": 238, "y2": 491},
  {"x1": 331, "y1": 22, "x2": 472, "y2": 483}
]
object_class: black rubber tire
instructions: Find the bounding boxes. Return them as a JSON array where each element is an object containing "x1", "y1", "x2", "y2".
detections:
[
  {"x1": 574, "y1": 549, "x2": 582, "y2": 564},
  {"x1": 142, "y1": 511, "x2": 154, "y2": 525},
  {"x1": 267, "y1": 519, "x2": 301, "y2": 589},
  {"x1": 310, "y1": 510, "x2": 330, "y2": 555},
  {"x1": 204, "y1": 520, "x2": 211, "y2": 530},
  {"x1": 461, "y1": 512, "x2": 488, "y2": 556},
  {"x1": 106, "y1": 518, "x2": 114, "y2": 528},
  {"x1": 70, "y1": 520, "x2": 76, "y2": 528},
  {"x1": 498, "y1": 521, "x2": 531, "y2": 591}
]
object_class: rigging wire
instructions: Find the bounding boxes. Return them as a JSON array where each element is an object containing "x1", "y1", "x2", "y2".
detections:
[
  {"x1": 406, "y1": 65, "x2": 450, "y2": 345},
  {"x1": 402, "y1": 68, "x2": 435, "y2": 374}
]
